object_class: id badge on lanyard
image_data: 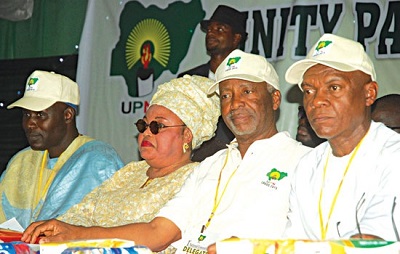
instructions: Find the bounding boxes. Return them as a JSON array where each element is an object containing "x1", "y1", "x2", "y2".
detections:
[{"x1": 179, "y1": 231, "x2": 218, "y2": 254}]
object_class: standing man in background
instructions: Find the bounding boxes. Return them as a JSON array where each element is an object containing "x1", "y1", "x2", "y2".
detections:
[
  {"x1": 179, "y1": 5, "x2": 248, "y2": 161},
  {"x1": 296, "y1": 105, "x2": 326, "y2": 147},
  {"x1": 0, "y1": 70, "x2": 124, "y2": 229}
]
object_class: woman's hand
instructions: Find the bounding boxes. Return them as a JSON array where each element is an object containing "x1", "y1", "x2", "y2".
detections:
[{"x1": 22, "y1": 219, "x2": 84, "y2": 244}]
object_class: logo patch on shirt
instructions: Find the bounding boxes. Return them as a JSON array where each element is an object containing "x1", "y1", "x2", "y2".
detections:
[{"x1": 261, "y1": 168, "x2": 288, "y2": 190}]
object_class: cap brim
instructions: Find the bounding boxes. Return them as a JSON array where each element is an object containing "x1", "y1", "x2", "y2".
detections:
[
  {"x1": 207, "y1": 74, "x2": 264, "y2": 94},
  {"x1": 285, "y1": 59, "x2": 364, "y2": 88},
  {"x1": 7, "y1": 97, "x2": 56, "y2": 111}
]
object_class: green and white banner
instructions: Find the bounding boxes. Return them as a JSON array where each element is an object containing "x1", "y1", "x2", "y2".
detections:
[{"x1": 76, "y1": 0, "x2": 400, "y2": 163}]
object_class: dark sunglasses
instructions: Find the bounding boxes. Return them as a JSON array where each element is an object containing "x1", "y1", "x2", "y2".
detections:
[{"x1": 135, "y1": 119, "x2": 186, "y2": 135}]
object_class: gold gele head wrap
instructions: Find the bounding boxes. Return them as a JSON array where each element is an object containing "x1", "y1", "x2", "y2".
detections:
[{"x1": 150, "y1": 75, "x2": 220, "y2": 150}]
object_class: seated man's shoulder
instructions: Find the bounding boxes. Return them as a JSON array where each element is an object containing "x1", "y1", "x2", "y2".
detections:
[
  {"x1": 1, "y1": 147, "x2": 41, "y2": 181},
  {"x1": 83, "y1": 138, "x2": 115, "y2": 149},
  {"x1": 266, "y1": 132, "x2": 313, "y2": 156},
  {"x1": 195, "y1": 148, "x2": 229, "y2": 173},
  {"x1": 7, "y1": 146, "x2": 41, "y2": 165},
  {"x1": 370, "y1": 122, "x2": 400, "y2": 151},
  {"x1": 71, "y1": 137, "x2": 124, "y2": 165},
  {"x1": 77, "y1": 137, "x2": 119, "y2": 154}
]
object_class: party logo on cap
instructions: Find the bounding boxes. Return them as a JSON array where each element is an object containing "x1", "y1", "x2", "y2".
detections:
[
  {"x1": 26, "y1": 77, "x2": 39, "y2": 92},
  {"x1": 312, "y1": 40, "x2": 333, "y2": 57},
  {"x1": 224, "y1": 56, "x2": 241, "y2": 71}
]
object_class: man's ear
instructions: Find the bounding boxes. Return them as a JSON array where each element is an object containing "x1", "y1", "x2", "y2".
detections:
[
  {"x1": 64, "y1": 107, "x2": 75, "y2": 123},
  {"x1": 272, "y1": 90, "x2": 281, "y2": 110},
  {"x1": 233, "y1": 33, "x2": 242, "y2": 48},
  {"x1": 365, "y1": 81, "x2": 378, "y2": 107}
]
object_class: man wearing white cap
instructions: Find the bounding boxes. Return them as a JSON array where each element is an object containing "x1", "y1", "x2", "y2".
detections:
[
  {"x1": 0, "y1": 70, "x2": 124, "y2": 229},
  {"x1": 22, "y1": 51, "x2": 310, "y2": 253},
  {"x1": 284, "y1": 34, "x2": 400, "y2": 241}
]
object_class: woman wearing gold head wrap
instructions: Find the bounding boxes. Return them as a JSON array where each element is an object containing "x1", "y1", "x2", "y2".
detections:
[{"x1": 37, "y1": 75, "x2": 219, "y2": 229}]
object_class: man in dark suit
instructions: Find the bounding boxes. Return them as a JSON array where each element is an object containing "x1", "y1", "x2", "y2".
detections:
[{"x1": 179, "y1": 5, "x2": 247, "y2": 161}]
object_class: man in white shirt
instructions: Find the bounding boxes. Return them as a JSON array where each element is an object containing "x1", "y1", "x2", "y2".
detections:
[{"x1": 284, "y1": 33, "x2": 400, "y2": 241}]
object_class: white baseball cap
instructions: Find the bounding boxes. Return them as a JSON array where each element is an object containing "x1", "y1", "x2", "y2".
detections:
[
  {"x1": 7, "y1": 70, "x2": 80, "y2": 111},
  {"x1": 285, "y1": 33, "x2": 376, "y2": 89},
  {"x1": 207, "y1": 49, "x2": 280, "y2": 94}
]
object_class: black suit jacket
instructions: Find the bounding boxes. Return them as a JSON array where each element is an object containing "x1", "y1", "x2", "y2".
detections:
[
  {"x1": 178, "y1": 62, "x2": 210, "y2": 78},
  {"x1": 178, "y1": 62, "x2": 234, "y2": 162}
]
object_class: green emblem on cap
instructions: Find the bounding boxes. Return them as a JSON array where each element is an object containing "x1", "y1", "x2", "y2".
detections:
[
  {"x1": 28, "y1": 78, "x2": 38, "y2": 86},
  {"x1": 227, "y1": 57, "x2": 241, "y2": 66},
  {"x1": 267, "y1": 168, "x2": 287, "y2": 181},
  {"x1": 315, "y1": 40, "x2": 332, "y2": 51}
]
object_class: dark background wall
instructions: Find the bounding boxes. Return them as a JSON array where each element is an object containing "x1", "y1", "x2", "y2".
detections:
[{"x1": 0, "y1": 0, "x2": 88, "y2": 173}]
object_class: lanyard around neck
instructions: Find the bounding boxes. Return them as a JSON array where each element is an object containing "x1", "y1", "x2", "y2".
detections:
[
  {"x1": 200, "y1": 150, "x2": 238, "y2": 234},
  {"x1": 318, "y1": 135, "x2": 366, "y2": 240},
  {"x1": 34, "y1": 150, "x2": 61, "y2": 208}
]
